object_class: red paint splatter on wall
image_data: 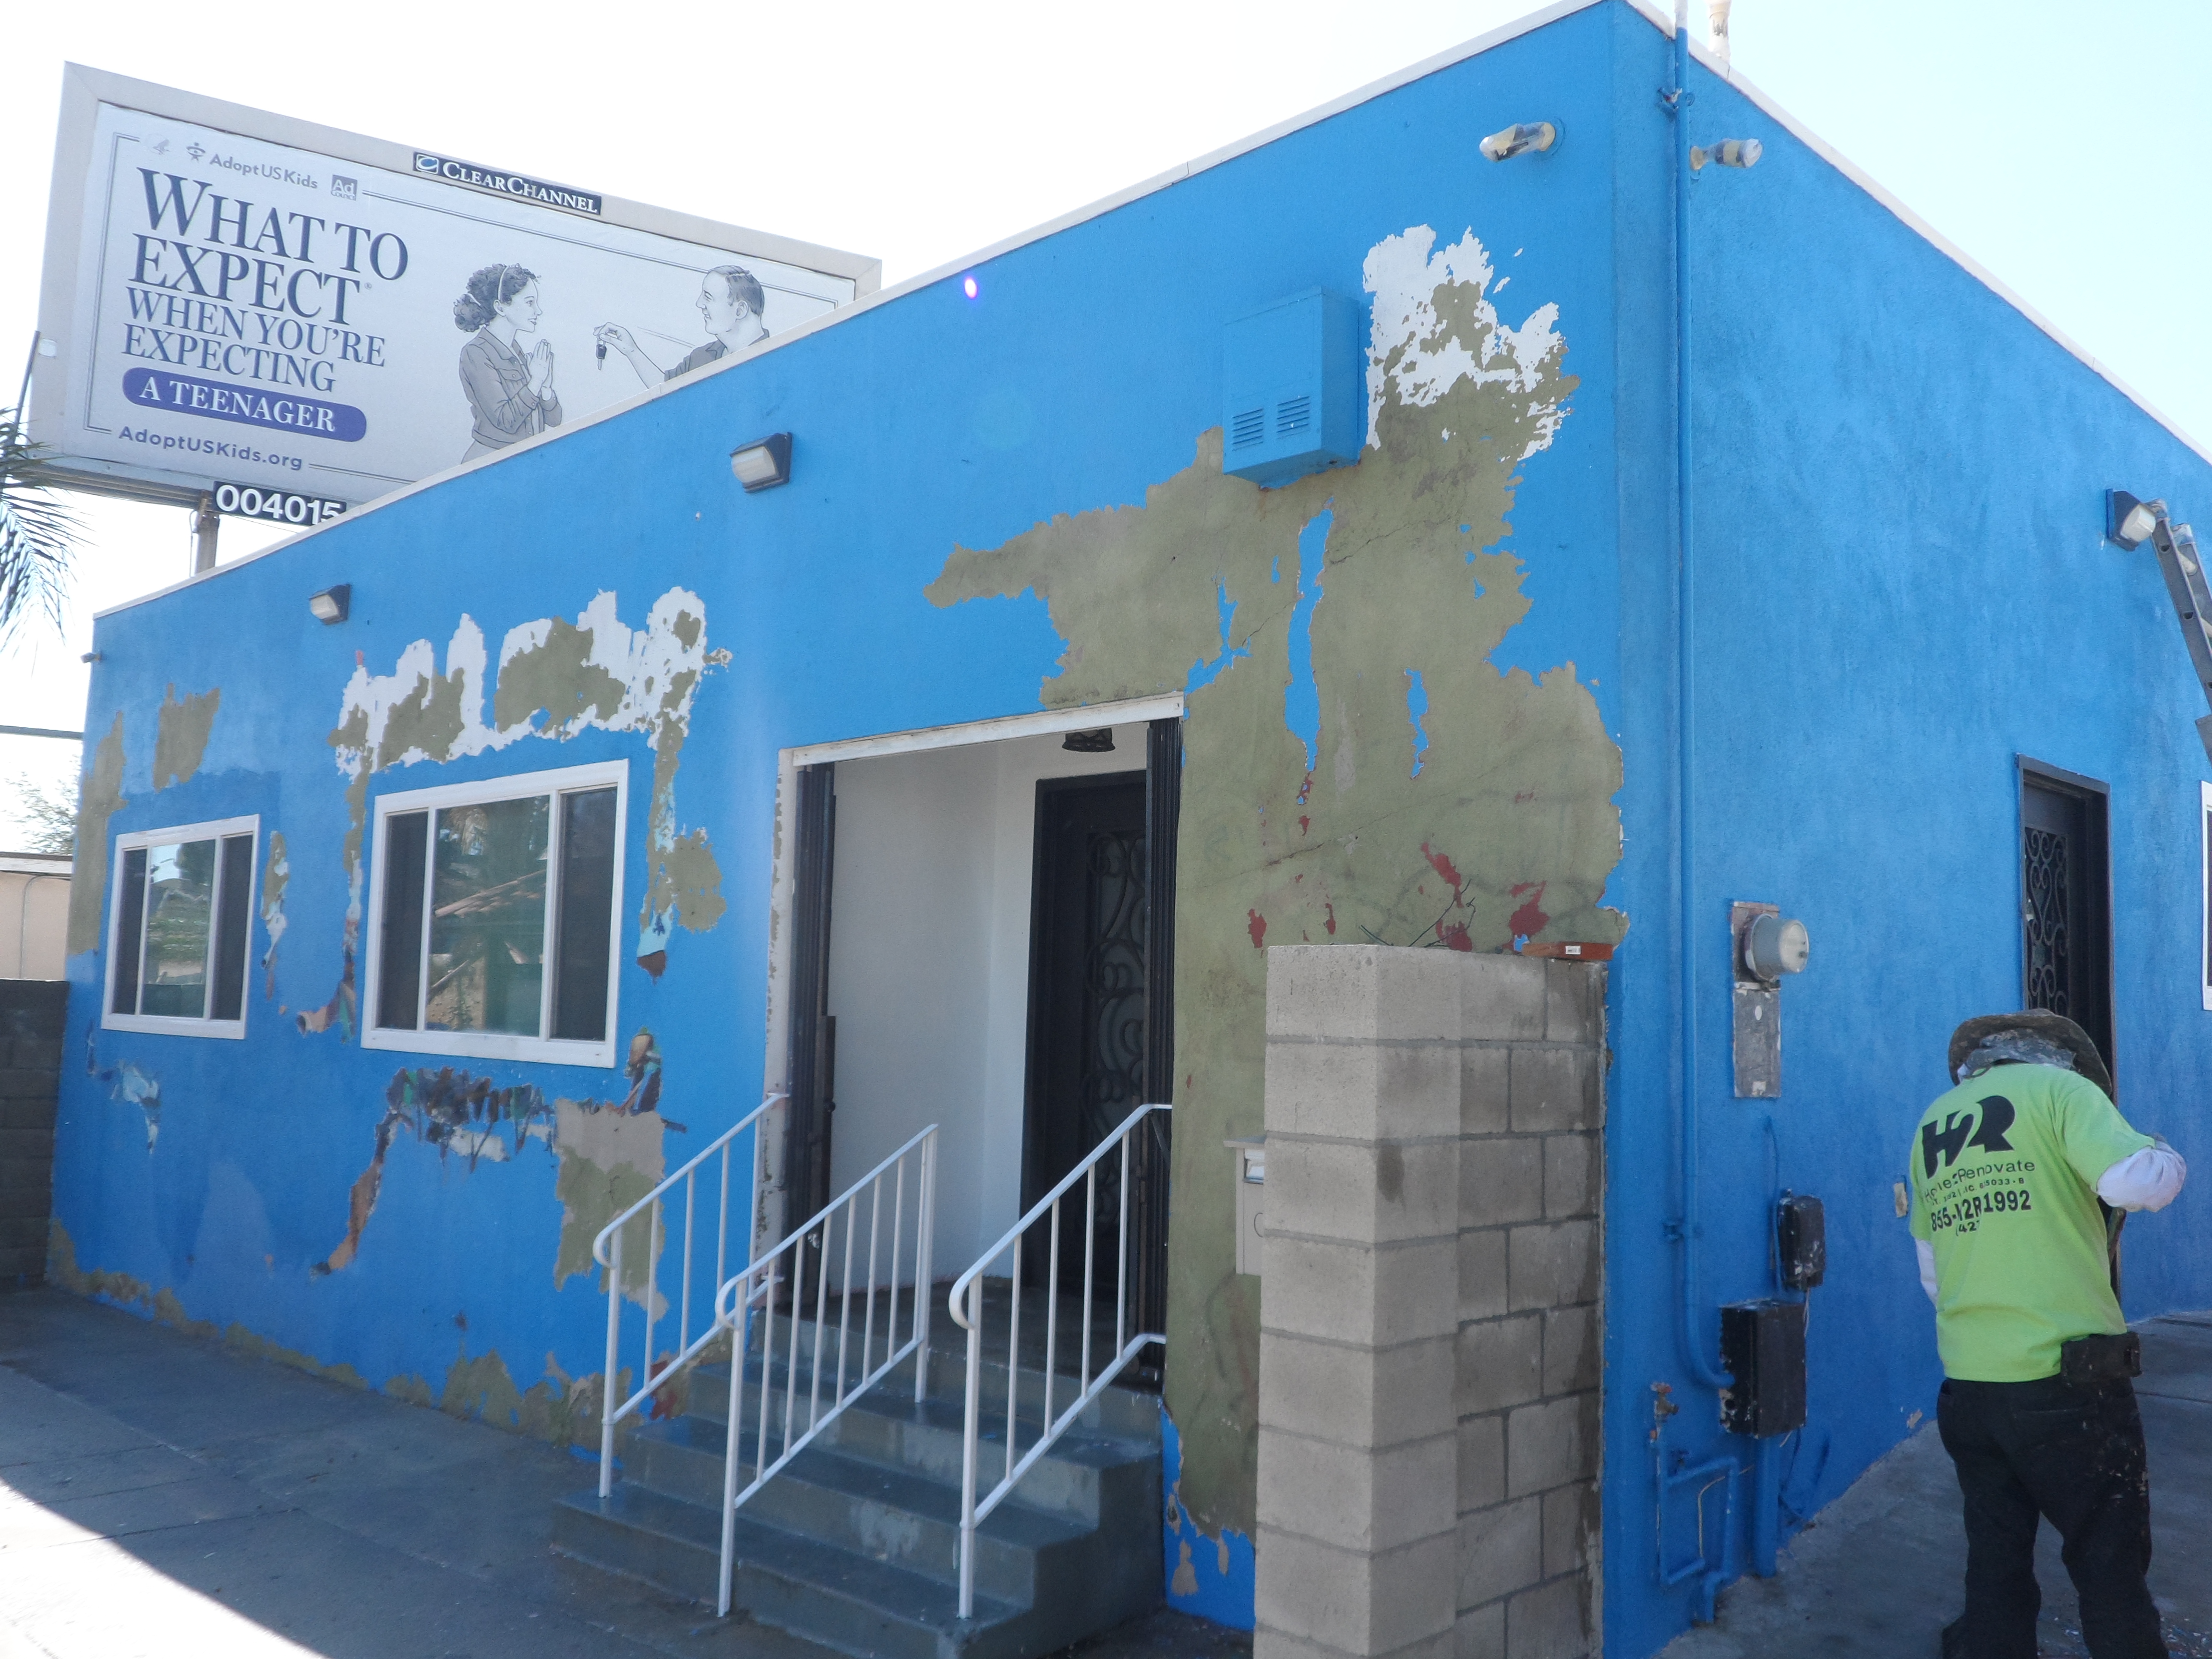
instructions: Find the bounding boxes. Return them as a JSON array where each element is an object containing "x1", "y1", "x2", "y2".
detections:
[
  {"x1": 1421, "y1": 842, "x2": 1466, "y2": 906},
  {"x1": 1298, "y1": 816, "x2": 1310, "y2": 836},
  {"x1": 1323, "y1": 902, "x2": 1336, "y2": 937},
  {"x1": 1247, "y1": 909, "x2": 1268, "y2": 949},
  {"x1": 1508, "y1": 880, "x2": 1551, "y2": 939},
  {"x1": 1436, "y1": 921, "x2": 1474, "y2": 951},
  {"x1": 1297, "y1": 772, "x2": 1314, "y2": 805}
]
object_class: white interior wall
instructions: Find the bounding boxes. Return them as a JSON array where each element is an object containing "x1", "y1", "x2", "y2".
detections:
[{"x1": 823, "y1": 724, "x2": 1147, "y2": 1282}]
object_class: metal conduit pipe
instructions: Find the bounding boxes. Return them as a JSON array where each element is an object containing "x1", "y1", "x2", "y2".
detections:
[{"x1": 1667, "y1": 0, "x2": 1732, "y2": 1395}]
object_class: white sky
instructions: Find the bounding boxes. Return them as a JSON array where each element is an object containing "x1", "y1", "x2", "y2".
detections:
[{"x1": 3, "y1": 0, "x2": 2207, "y2": 846}]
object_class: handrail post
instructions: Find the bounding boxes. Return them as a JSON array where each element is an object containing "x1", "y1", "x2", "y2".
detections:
[
  {"x1": 959, "y1": 1275, "x2": 983, "y2": 1622},
  {"x1": 914, "y1": 1130, "x2": 936, "y2": 1404},
  {"x1": 720, "y1": 1270, "x2": 745, "y2": 1618},
  {"x1": 600, "y1": 1226, "x2": 623, "y2": 1498}
]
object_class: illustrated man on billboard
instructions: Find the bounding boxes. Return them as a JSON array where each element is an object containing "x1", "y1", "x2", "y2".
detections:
[{"x1": 595, "y1": 266, "x2": 769, "y2": 387}]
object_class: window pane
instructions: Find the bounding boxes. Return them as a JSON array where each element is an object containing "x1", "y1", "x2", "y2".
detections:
[
  {"x1": 210, "y1": 834, "x2": 254, "y2": 1022},
  {"x1": 376, "y1": 812, "x2": 430, "y2": 1030},
  {"x1": 139, "y1": 840, "x2": 216, "y2": 1019},
  {"x1": 427, "y1": 796, "x2": 549, "y2": 1036},
  {"x1": 112, "y1": 848, "x2": 148, "y2": 1015},
  {"x1": 552, "y1": 788, "x2": 617, "y2": 1042}
]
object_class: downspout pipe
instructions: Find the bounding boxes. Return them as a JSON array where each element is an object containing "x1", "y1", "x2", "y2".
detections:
[{"x1": 1666, "y1": 0, "x2": 1732, "y2": 1395}]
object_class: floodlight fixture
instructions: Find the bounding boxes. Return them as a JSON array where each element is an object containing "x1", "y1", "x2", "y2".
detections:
[
  {"x1": 1690, "y1": 138, "x2": 1762, "y2": 171},
  {"x1": 2108, "y1": 489, "x2": 2164, "y2": 550},
  {"x1": 730, "y1": 433, "x2": 793, "y2": 492},
  {"x1": 1480, "y1": 122, "x2": 1560, "y2": 162},
  {"x1": 308, "y1": 585, "x2": 351, "y2": 625}
]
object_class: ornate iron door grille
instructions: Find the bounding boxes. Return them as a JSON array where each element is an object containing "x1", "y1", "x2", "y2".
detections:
[{"x1": 2019, "y1": 764, "x2": 2115, "y2": 1077}]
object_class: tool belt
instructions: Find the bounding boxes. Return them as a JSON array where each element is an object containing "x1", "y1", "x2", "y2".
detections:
[{"x1": 2058, "y1": 1330, "x2": 2141, "y2": 1387}]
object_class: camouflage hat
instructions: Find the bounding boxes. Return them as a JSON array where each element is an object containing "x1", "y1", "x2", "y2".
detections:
[{"x1": 1947, "y1": 1011, "x2": 2114, "y2": 1101}]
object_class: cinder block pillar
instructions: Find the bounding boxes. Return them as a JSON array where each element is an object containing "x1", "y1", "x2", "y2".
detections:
[{"x1": 1257, "y1": 946, "x2": 1604, "y2": 1659}]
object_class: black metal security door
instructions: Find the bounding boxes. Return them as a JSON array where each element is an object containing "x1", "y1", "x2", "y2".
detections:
[
  {"x1": 1024, "y1": 772, "x2": 1149, "y2": 1226},
  {"x1": 785, "y1": 764, "x2": 838, "y2": 1234},
  {"x1": 2020, "y1": 761, "x2": 2115, "y2": 1075},
  {"x1": 1023, "y1": 721, "x2": 1180, "y2": 1378}
]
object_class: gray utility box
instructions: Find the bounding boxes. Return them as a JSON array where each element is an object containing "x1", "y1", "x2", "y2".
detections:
[{"x1": 1226, "y1": 1136, "x2": 1265, "y2": 1276}]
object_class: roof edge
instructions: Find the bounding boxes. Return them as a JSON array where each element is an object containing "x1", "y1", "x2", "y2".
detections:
[{"x1": 95, "y1": 0, "x2": 2212, "y2": 623}]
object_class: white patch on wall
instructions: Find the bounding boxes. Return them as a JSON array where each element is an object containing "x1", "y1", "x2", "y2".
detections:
[
  {"x1": 328, "y1": 587, "x2": 725, "y2": 957},
  {"x1": 1362, "y1": 226, "x2": 1567, "y2": 461}
]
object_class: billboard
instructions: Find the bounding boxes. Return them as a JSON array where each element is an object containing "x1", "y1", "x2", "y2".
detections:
[{"x1": 29, "y1": 66, "x2": 880, "y2": 510}]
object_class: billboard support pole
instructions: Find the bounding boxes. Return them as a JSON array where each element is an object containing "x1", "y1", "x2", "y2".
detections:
[
  {"x1": 12, "y1": 332, "x2": 36, "y2": 420},
  {"x1": 192, "y1": 496, "x2": 219, "y2": 576}
]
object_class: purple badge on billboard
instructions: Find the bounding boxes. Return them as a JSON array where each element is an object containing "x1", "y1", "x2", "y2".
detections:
[{"x1": 123, "y1": 369, "x2": 368, "y2": 442}]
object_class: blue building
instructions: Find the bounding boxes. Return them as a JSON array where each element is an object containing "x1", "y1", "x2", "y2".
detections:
[{"x1": 48, "y1": 3, "x2": 2212, "y2": 1655}]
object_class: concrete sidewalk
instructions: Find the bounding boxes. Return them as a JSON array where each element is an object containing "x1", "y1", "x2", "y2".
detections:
[
  {"x1": 1659, "y1": 1312, "x2": 2212, "y2": 1659},
  {"x1": 0, "y1": 1288, "x2": 1245, "y2": 1659}
]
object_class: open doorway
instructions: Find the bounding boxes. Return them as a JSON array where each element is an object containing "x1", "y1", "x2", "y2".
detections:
[{"x1": 770, "y1": 706, "x2": 1178, "y2": 1343}]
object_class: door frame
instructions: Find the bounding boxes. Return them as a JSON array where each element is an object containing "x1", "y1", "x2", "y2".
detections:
[
  {"x1": 2016, "y1": 754, "x2": 2116, "y2": 1079},
  {"x1": 757, "y1": 693, "x2": 1183, "y2": 1248}
]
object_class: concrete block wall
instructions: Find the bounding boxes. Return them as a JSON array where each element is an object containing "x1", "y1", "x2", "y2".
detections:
[
  {"x1": 1256, "y1": 946, "x2": 1604, "y2": 1659},
  {"x1": 0, "y1": 981, "x2": 67, "y2": 1287}
]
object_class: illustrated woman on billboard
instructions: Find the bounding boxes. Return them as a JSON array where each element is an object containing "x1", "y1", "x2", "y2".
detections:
[
  {"x1": 595, "y1": 265, "x2": 769, "y2": 388},
  {"x1": 454, "y1": 263, "x2": 563, "y2": 461}
]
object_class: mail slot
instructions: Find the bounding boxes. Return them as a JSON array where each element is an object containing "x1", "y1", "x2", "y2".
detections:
[{"x1": 1226, "y1": 1136, "x2": 1265, "y2": 1276}]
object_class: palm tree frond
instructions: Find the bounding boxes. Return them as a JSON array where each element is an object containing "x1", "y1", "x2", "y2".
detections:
[{"x1": 0, "y1": 408, "x2": 82, "y2": 643}]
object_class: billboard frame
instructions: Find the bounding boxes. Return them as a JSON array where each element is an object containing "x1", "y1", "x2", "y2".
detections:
[{"x1": 29, "y1": 61, "x2": 881, "y2": 508}]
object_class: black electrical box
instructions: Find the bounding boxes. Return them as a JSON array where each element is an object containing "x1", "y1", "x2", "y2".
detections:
[
  {"x1": 1778, "y1": 1193, "x2": 1826, "y2": 1290},
  {"x1": 1720, "y1": 1299, "x2": 1807, "y2": 1438}
]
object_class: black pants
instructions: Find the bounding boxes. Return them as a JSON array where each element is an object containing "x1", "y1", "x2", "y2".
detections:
[{"x1": 1936, "y1": 1374, "x2": 2165, "y2": 1659}]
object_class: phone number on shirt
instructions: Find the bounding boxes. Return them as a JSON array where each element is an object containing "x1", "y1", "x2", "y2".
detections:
[{"x1": 1928, "y1": 1185, "x2": 2034, "y2": 1234}]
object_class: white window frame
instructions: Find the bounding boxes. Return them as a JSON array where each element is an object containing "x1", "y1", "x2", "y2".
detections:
[
  {"x1": 2201, "y1": 781, "x2": 2212, "y2": 1012},
  {"x1": 103, "y1": 814, "x2": 261, "y2": 1040},
  {"x1": 362, "y1": 758, "x2": 628, "y2": 1070}
]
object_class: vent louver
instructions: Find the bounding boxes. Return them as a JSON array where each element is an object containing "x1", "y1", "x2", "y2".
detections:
[{"x1": 1221, "y1": 289, "x2": 1359, "y2": 487}]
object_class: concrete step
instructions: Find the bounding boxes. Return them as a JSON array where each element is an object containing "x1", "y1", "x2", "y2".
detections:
[
  {"x1": 552, "y1": 1481, "x2": 1162, "y2": 1659},
  {"x1": 638, "y1": 1384, "x2": 1155, "y2": 1528},
  {"x1": 624, "y1": 1414, "x2": 1156, "y2": 1605},
  {"x1": 697, "y1": 1340, "x2": 1163, "y2": 1446},
  {"x1": 687, "y1": 1360, "x2": 1156, "y2": 1510},
  {"x1": 557, "y1": 1293, "x2": 1166, "y2": 1658}
]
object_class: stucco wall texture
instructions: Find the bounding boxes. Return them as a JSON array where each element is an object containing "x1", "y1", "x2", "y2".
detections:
[{"x1": 44, "y1": 7, "x2": 2212, "y2": 1658}]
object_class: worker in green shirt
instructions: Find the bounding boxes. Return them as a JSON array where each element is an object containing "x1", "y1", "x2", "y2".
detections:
[{"x1": 1908, "y1": 1012, "x2": 2187, "y2": 1659}]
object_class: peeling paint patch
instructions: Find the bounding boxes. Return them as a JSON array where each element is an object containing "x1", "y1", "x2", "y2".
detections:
[
  {"x1": 48, "y1": 1220, "x2": 153, "y2": 1309},
  {"x1": 152, "y1": 683, "x2": 221, "y2": 791},
  {"x1": 318, "y1": 1031, "x2": 675, "y2": 1276},
  {"x1": 85, "y1": 1021, "x2": 161, "y2": 1150},
  {"x1": 1405, "y1": 671, "x2": 1431, "y2": 777},
  {"x1": 318, "y1": 589, "x2": 729, "y2": 1006},
  {"x1": 1161, "y1": 1406, "x2": 1255, "y2": 1628},
  {"x1": 259, "y1": 831, "x2": 289, "y2": 999},
  {"x1": 436, "y1": 1346, "x2": 613, "y2": 1449},
  {"x1": 928, "y1": 224, "x2": 1615, "y2": 1536},
  {"x1": 63, "y1": 714, "x2": 127, "y2": 957}
]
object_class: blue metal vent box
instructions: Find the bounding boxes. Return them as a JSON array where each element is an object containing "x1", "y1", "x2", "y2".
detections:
[{"x1": 1222, "y1": 289, "x2": 1362, "y2": 487}]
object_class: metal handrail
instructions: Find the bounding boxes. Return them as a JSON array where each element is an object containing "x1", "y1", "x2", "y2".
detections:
[
  {"x1": 593, "y1": 1091, "x2": 786, "y2": 1497},
  {"x1": 946, "y1": 1101, "x2": 1167, "y2": 1619},
  {"x1": 709, "y1": 1122, "x2": 938, "y2": 1618}
]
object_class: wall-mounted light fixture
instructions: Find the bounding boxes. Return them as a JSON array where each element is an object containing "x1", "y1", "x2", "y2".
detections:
[
  {"x1": 2108, "y1": 488, "x2": 2163, "y2": 550},
  {"x1": 730, "y1": 433, "x2": 793, "y2": 492},
  {"x1": 308, "y1": 584, "x2": 350, "y2": 625},
  {"x1": 1479, "y1": 121, "x2": 1559, "y2": 162},
  {"x1": 1690, "y1": 138, "x2": 1762, "y2": 171}
]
